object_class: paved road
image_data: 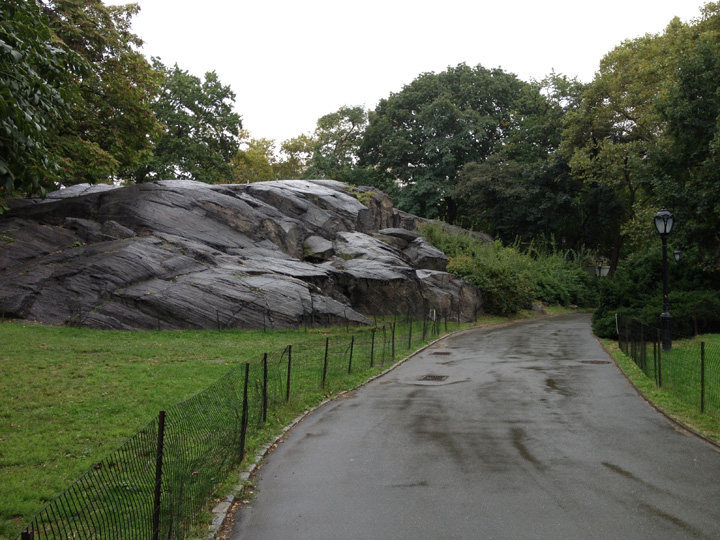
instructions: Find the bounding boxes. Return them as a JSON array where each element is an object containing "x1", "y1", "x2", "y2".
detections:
[{"x1": 228, "y1": 314, "x2": 720, "y2": 539}]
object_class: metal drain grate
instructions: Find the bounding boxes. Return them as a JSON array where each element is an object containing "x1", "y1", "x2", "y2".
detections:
[
  {"x1": 418, "y1": 374, "x2": 448, "y2": 381},
  {"x1": 431, "y1": 351, "x2": 451, "y2": 356},
  {"x1": 581, "y1": 360, "x2": 610, "y2": 365}
]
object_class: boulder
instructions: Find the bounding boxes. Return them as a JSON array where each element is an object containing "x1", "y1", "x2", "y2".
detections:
[
  {"x1": 0, "y1": 180, "x2": 483, "y2": 329},
  {"x1": 403, "y1": 237, "x2": 449, "y2": 271},
  {"x1": 303, "y1": 235, "x2": 334, "y2": 261}
]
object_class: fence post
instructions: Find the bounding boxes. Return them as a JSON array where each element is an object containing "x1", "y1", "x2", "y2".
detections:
[
  {"x1": 286, "y1": 345, "x2": 292, "y2": 402},
  {"x1": 152, "y1": 410, "x2": 166, "y2": 540},
  {"x1": 407, "y1": 320, "x2": 412, "y2": 349},
  {"x1": 239, "y1": 362, "x2": 249, "y2": 461},
  {"x1": 701, "y1": 342, "x2": 706, "y2": 413},
  {"x1": 653, "y1": 337, "x2": 658, "y2": 386},
  {"x1": 422, "y1": 314, "x2": 427, "y2": 341},
  {"x1": 391, "y1": 323, "x2": 396, "y2": 359},
  {"x1": 625, "y1": 321, "x2": 629, "y2": 354},
  {"x1": 322, "y1": 337, "x2": 329, "y2": 388},
  {"x1": 21, "y1": 530, "x2": 33, "y2": 540},
  {"x1": 348, "y1": 336, "x2": 355, "y2": 374},
  {"x1": 381, "y1": 325, "x2": 386, "y2": 366},
  {"x1": 262, "y1": 354, "x2": 268, "y2": 425},
  {"x1": 640, "y1": 325, "x2": 645, "y2": 370},
  {"x1": 657, "y1": 330, "x2": 663, "y2": 388},
  {"x1": 370, "y1": 329, "x2": 375, "y2": 367}
]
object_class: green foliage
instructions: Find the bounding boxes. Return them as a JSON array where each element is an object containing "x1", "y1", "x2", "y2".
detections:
[
  {"x1": 274, "y1": 134, "x2": 315, "y2": 179},
  {"x1": 46, "y1": 0, "x2": 161, "y2": 185},
  {"x1": 303, "y1": 105, "x2": 367, "y2": 182},
  {"x1": 134, "y1": 60, "x2": 242, "y2": 184},
  {"x1": 651, "y1": 5, "x2": 720, "y2": 265},
  {"x1": 231, "y1": 131, "x2": 277, "y2": 183},
  {"x1": 422, "y1": 224, "x2": 598, "y2": 315},
  {"x1": 0, "y1": 0, "x2": 81, "y2": 199},
  {"x1": 359, "y1": 64, "x2": 545, "y2": 222},
  {"x1": 592, "y1": 244, "x2": 720, "y2": 337}
]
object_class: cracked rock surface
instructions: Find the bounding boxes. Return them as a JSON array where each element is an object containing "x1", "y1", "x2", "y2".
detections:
[{"x1": 1, "y1": 180, "x2": 483, "y2": 330}]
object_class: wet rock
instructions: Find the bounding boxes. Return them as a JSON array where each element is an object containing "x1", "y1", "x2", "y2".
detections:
[
  {"x1": 403, "y1": 237, "x2": 449, "y2": 271},
  {"x1": 0, "y1": 180, "x2": 483, "y2": 329},
  {"x1": 303, "y1": 235, "x2": 334, "y2": 261}
]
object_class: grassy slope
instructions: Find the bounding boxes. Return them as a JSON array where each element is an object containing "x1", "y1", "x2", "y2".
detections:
[
  {"x1": 601, "y1": 338, "x2": 720, "y2": 445},
  {"x1": 1, "y1": 311, "x2": 554, "y2": 538}
]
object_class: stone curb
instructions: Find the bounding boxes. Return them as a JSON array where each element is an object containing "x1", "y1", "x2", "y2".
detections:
[
  {"x1": 597, "y1": 337, "x2": 720, "y2": 453},
  {"x1": 208, "y1": 313, "x2": 565, "y2": 537}
]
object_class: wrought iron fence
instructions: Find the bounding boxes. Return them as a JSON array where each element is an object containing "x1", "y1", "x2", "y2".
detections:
[
  {"x1": 16, "y1": 311, "x2": 457, "y2": 539},
  {"x1": 617, "y1": 314, "x2": 720, "y2": 413}
]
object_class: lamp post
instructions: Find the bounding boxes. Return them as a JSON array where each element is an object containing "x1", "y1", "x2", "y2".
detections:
[
  {"x1": 654, "y1": 208, "x2": 675, "y2": 351},
  {"x1": 674, "y1": 249, "x2": 682, "y2": 263}
]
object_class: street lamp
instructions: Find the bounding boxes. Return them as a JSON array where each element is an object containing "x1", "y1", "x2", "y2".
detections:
[
  {"x1": 596, "y1": 259, "x2": 603, "y2": 278},
  {"x1": 654, "y1": 208, "x2": 675, "y2": 351},
  {"x1": 674, "y1": 249, "x2": 682, "y2": 262}
]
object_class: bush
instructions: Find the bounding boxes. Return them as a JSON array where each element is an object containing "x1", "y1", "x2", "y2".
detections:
[{"x1": 423, "y1": 224, "x2": 598, "y2": 316}]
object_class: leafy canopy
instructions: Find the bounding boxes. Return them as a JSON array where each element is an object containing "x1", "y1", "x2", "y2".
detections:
[
  {"x1": 133, "y1": 60, "x2": 242, "y2": 184},
  {"x1": 46, "y1": 0, "x2": 161, "y2": 185},
  {"x1": 359, "y1": 64, "x2": 545, "y2": 222},
  {"x1": 0, "y1": 0, "x2": 81, "y2": 200}
]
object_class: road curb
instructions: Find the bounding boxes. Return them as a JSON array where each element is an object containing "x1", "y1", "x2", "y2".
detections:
[{"x1": 596, "y1": 337, "x2": 720, "y2": 453}]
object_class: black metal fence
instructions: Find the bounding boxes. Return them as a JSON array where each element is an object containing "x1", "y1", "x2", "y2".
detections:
[
  {"x1": 16, "y1": 313, "x2": 457, "y2": 539},
  {"x1": 617, "y1": 314, "x2": 720, "y2": 414}
]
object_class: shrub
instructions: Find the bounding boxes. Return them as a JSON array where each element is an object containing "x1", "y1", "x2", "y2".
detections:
[{"x1": 423, "y1": 224, "x2": 598, "y2": 316}]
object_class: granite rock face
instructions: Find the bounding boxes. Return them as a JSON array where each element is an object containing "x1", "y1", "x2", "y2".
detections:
[{"x1": 0, "y1": 180, "x2": 483, "y2": 329}]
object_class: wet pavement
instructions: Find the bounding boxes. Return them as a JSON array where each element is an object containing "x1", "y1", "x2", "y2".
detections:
[{"x1": 228, "y1": 314, "x2": 720, "y2": 539}]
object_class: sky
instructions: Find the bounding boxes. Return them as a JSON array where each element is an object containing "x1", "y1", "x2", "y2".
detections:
[{"x1": 120, "y1": 0, "x2": 709, "y2": 144}]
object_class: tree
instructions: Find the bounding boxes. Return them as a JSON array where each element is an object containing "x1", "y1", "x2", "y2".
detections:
[
  {"x1": 46, "y1": 0, "x2": 160, "y2": 185},
  {"x1": 359, "y1": 64, "x2": 542, "y2": 222},
  {"x1": 133, "y1": 61, "x2": 242, "y2": 184},
  {"x1": 231, "y1": 131, "x2": 277, "y2": 183},
  {"x1": 0, "y1": 0, "x2": 81, "y2": 200},
  {"x1": 274, "y1": 134, "x2": 315, "y2": 179},
  {"x1": 304, "y1": 106, "x2": 367, "y2": 181},
  {"x1": 451, "y1": 73, "x2": 585, "y2": 244},
  {"x1": 559, "y1": 32, "x2": 669, "y2": 269},
  {"x1": 652, "y1": 4, "x2": 720, "y2": 265}
]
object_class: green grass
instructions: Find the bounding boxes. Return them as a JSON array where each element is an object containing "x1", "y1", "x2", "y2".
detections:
[
  {"x1": 2, "y1": 312, "x2": 563, "y2": 539},
  {"x1": 0, "y1": 324, "x2": 322, "y2": 538},
  {"x1": 602, "y1": 337, "x2": 720, "y2": 445},
  {"x1": 1, "y1": 308, "x2": 578, "y2": 538}
]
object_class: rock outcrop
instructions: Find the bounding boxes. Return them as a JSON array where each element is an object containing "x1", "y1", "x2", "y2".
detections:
[{"x1": 0, "y1": 180, "x2": 483, "y2": 330}]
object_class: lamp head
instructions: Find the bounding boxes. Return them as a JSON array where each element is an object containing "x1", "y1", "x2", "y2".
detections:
[{"x1": 654, "y1": 208, "x2": 674, "y2": 236}]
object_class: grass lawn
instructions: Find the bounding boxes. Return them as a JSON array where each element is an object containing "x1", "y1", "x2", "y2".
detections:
[
  {"x1": 0, "y1": 309, "x2": 557, "y2": 539},
  {"x1": 602, "y1": 337, "x2": 720, "y2": 446}
]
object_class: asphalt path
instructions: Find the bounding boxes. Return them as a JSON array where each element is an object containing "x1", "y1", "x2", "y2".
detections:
[{"x1": 228, "y1": 313, "x2": 720, "y2": 539}]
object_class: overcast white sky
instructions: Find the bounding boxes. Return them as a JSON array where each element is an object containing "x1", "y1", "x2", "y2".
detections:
[{"x1": 122, "y1": 0, "x2": 708, "y2": 143}]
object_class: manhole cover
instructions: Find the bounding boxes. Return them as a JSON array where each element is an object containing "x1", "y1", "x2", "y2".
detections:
[
  {"x1": 581, "y1": 360, "x2": 610, "y2": 365},
  {"x1": 431, "y1": 351, "x2": 451, "y2": 356},
  {"x1": 418, "y1": 374, "x2": 448, "y2": 381}
]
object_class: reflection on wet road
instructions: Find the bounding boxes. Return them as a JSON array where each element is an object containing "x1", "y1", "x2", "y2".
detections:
[{"x1": 229, "y1": 314, "x2": 720, "y2": 539}]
